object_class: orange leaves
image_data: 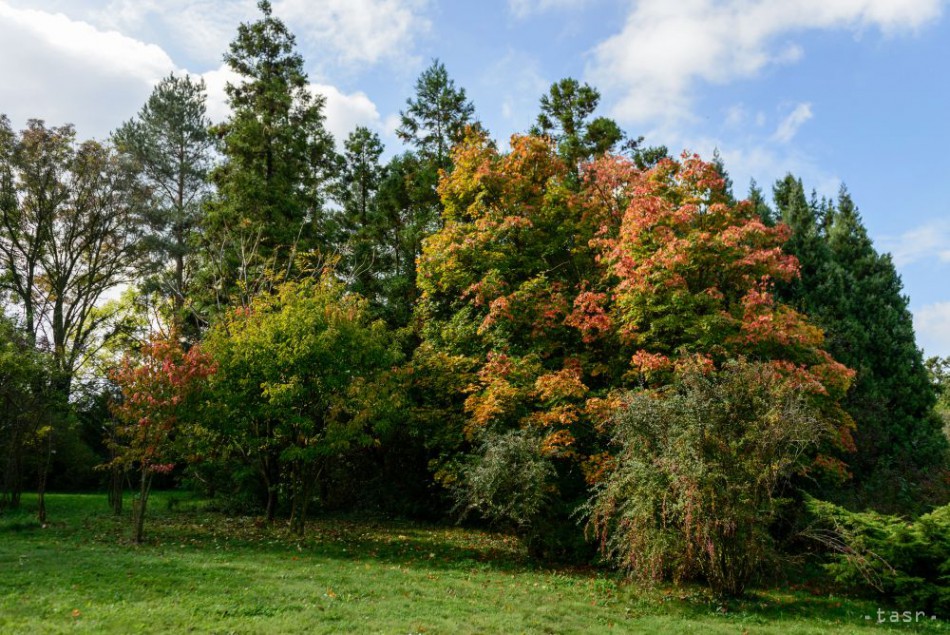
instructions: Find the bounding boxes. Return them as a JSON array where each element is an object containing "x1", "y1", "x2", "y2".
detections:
[
  {"x1": 534, "y1": 363, "x2": 588, "y2": 403},
  {"x1": 426, "y1": 136, "x2": 856, "y2": 481}
]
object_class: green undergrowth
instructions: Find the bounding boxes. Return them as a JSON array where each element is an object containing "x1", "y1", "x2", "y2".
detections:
[{"x1": 0, "y1": 493, "x2": 944, "y2": 634}]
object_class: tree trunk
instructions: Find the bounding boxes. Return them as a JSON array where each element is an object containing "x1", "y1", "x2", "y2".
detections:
[
  {"x1": 36, "y1": 427, "x2": 53, "y2": 525},
  {"x1": 133, "y1": 468, "x2": 152, "y2": 544},
  {"x1": 2, "y1": 423, "x2": 24, "y2": 510},
  {"x1": 263, "y1": 450, "x2": 280, "y2": 522},
  {"x1": 109, "y1": 468, "x2": 124, "y2": 516},
  {"x1": 289, "y1": 461, "x2": 314, "y2": 536}
]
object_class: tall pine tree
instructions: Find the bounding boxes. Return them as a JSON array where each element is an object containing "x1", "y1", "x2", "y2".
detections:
[
  {"x1": 335, "y1": 127, "x2": 385, "y2": 306},
  {"x1": 206, "y1": 0, "x2": 336, "y2": 308},
  {"x1": 113, "y1": 73, "x2": 213, "y2": 331},
  {"x1": 774, "y1": 178, "x2": 949, "y2": 510}
]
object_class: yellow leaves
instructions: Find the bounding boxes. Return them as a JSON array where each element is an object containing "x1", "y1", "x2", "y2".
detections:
[
  {"x1": 534, "y1": 365, "x2": 588, "y2": 403},
  {"x1": 464, "y1": 380, "x2": 520, "y2": 435},
  {"x1": 438, "y1": 128, "x2": 497, "y2": 223}
]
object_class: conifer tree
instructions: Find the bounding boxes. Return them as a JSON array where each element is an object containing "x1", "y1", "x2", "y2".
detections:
[
  {"x1": 531, "y1": 78, "x2": 623, "y2": 169},
  {"x1": 774, "y1": 178, "x2": 949, "y2": 510},
  {"x1": 207, "y1": 0, "x2": 336, "y2": 307},
  {"x1": 397, "y1": 59, "x2": 475, "y2": 169},
  {"x1": 113, "y1": 73, "x2": 213, "y2": 329},
  {"x1": 336, "y1": 127, "x2": 385, "y2": 305}
]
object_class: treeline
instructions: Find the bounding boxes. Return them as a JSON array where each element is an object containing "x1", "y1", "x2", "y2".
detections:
[{"x1": 1, "y1": 0, "x2": 948, "y2": 604}]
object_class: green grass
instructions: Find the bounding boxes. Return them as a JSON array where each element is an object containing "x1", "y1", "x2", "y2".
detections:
[{"x1": 0, "y1": 493, "x2": 944, "y2": 634}]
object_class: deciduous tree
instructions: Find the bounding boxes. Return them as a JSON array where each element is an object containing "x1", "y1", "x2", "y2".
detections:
[
  {"x1": 108, "y1": 334, "x2": 214, "y2": 543},
  {"x1": 205, "y1": 274, "x2": 400, "y2": 532},
  {"x1": 0, "y1": 117, "x2": 146, "y2": 393}
]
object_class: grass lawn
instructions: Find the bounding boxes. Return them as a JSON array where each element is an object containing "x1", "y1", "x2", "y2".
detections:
[{"x1": 0, "y1": 493, "x2": 944, "y2": 634}]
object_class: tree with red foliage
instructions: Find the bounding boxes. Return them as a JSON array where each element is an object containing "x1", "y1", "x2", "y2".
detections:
[
  {"x1": 108, "y1": 335, "x2": 214, "y2": 543},
  {"x1": 419, "y1": 135, "x2": 856, "y2": 547}
]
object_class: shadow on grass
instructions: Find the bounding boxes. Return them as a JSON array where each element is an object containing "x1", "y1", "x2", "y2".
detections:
[{"x1": 3, "y1": 493, "x2": 940, "y2": 633}]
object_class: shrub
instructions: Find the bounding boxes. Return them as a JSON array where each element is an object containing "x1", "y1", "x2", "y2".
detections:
[
  {"x1": 585, "y1": 360, "x2": 830, "y2": 596},
  {"x1": 455, "y1": 430, "x2": 555, "y2": 533},
  {"x1": 804, "y1": 497, "x2": 950, "y2": 615}
]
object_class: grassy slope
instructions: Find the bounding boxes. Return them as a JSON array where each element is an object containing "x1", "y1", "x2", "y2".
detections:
[{"x1": 0, "y1": 493, "x2": 943, "y2": 634}]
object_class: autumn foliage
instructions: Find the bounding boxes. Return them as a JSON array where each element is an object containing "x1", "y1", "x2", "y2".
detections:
[
  {"x1": 109, "y1": 335, "x2": 214, "y2": 542},
  {"x1": 419, "y1": 134, "x2": 855, "y2": 496}
]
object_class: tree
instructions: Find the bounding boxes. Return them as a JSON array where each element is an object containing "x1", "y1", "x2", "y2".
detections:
[
  {"x1": 531, "y1": 78, "x2": 624, "y2": 169},
  {"x1": 369, "y1": 152, "x2": 443, "y2": 327},
  {"x1": 108, "y1": 334, "x2": 214, "y2": 543},
  {"x1": 774, "y1": 180, "x2": 949, "y2": 510},
  {"x1": 113, "y1": 74, "x2": 213, "y2": 332},
  {"x1": 419, "y1": 138, "x2": 855, "y2": 554},
  {"x1": 205, "y1": 274, "x2": 400, "y2": 532},
  {"x1": 206, "y1": 0, "x2": 337, "y2": 307},
  {"x1": 0, "y1": 314, "x2": 58, "y2": 513},
  {"x1": 0, "y1": 117, "x2": 146, "y2": 393},
  {"x1": 397, "y1": 59, "x2": 475, "y2": 169},
  {"x1": 335, "y1": 127, "x2": 385, "y2": 304},
  {"x1": 927, "y1": 356, "x2": 950, "y2": 441}
]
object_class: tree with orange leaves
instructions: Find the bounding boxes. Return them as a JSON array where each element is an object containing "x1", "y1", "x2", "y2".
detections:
[{"x1": 419, "y1": 133, "x2": 855, "y2": 553}]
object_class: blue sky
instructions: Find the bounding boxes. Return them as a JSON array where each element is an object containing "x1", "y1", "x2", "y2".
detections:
[{"x1": 1, "y1": 0, "x2": 948, "y2": 356}]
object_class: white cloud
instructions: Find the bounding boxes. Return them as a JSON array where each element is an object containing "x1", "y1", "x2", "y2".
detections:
[
  {"x1": 198, "y1": 65, "x2": 244, "y2": 124},
  {"x1": 508, "y1": 0, "x2": 595, "y2": 18},
  {"x1": 724, "y1": 104, "x2": 747, "y2": 128},
  {"x1": 11, "y1": 0, "x2": 429, "y2": 70},
  {"x1": 310, "y1": 84, "x2": 384, "y2": 142},
  {"x1": 587, "y1": 0, "x2": 943, "y2": 127},
  {"x1": 275, "y1": 0, "x2": 430, "y2": 66},
  {"x1": 97, "y1": 0, "x2": 256, "y2": 65},
  {"x1": 667, "y1": 128, "x2": 840, "y2": 200},
  {"x1": 484, "y1": 51, "x2": 549, "y2": 138},
  {"x1": 0, "y1": 4, "x2": 386, "y2": 146},
  {"x1": 880, "y1": 219, "x2": 950, "y2": 267},
  {"x1": 914, "y1": 302, "x2": 950, "y2": 358},
  {"x1": 0, "y1": 3, "x2": 176, "y2": 138},
  {"x1": 773, "y1": 102, "x2": 813, "y2": 143}
]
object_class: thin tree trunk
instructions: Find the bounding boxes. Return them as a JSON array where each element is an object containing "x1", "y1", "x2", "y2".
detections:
[
  {"x1": 36, "y1": 428, "x2": 52, "y2": 525},
  {"x1": 109, "y1": 468, "x2": 123, "y2": 516},
  {"x1": 133, "y1": 467, "x2": 152, "y2": 544}
]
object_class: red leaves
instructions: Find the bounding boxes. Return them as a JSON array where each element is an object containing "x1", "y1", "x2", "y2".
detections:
[
  {"x1": 565, "y1": 291, "x2": 612, "y2": 344},
  {"x1": 109, "y1": 334, "x2": 215, "y2": 471}
]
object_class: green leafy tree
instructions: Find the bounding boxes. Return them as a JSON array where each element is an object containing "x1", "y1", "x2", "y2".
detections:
[
  {"x1": 113, "y1": 74, "x2": 213, "y2": 332},
  {"x1": 927, "y1": 356, "x2": 950, "y2": 441},
  {"x1": 205, "y1": 274, "x2": 401, "y2": 532},
  {"x1": 0, "y1": 314, "x2": 59, "y2": 514}
]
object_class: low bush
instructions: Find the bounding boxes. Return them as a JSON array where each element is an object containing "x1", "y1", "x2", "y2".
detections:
[
  {"x1": 804, "y1": 497, "x2": 950, "y2": 616},
  {"x1": 585, "y1": 360, "x2": 831, "y2": 597}
]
